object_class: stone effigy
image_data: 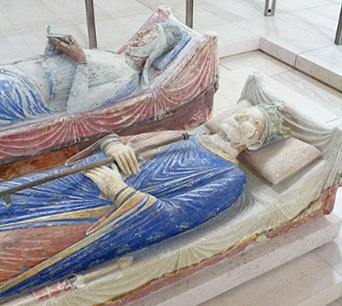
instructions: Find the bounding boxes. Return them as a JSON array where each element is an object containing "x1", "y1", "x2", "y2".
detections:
[
  {"x1": 0, "y1": 73, "x2": 341, "y2": 305},
  {"x1": 0, "y1": 6, "x2": 218, "y2": 182},
  {"x1": 1, "y1": 17, "x2": 187, "y2": 121},
  {"x1": 0, "y1": 98, "x2": 289, "y2": 301}
]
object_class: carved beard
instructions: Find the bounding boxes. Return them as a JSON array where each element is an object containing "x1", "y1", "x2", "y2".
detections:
[{"x1": 218, "y1": 124, "x2": 245, "y2": 148}]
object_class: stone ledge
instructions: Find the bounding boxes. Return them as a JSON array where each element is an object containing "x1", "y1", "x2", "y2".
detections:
[{"x1": 126, "y1": 214, "x2": 342, "y2": 306}]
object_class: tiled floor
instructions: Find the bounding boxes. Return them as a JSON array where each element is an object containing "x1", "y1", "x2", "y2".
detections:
[{"x1": 1, "y1": 0, "x2": 342, "y2": 305}]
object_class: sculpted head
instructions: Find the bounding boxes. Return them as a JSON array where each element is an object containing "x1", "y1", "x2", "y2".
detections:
[
  {"x1": 125, "y1": 20, "x2": 184, "y2": 72},
  {"x1": 125, "y1": 25, "x2": 160, "y2": 70},
  {"x1": 218, "y1": 107, "x2": 265, "y2": 152},
  {"x1": 217, "y1": 103, "x2": 291, "y2": 153}
]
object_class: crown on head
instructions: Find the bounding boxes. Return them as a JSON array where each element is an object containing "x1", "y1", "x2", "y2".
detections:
[{"x1": 256, "y1": 102, "x2": 291, "y2": 145}]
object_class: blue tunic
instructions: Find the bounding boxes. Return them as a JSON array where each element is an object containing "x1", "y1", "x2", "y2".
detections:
[
  {"x1": 0, "y1": 69, "x2": 56, "y2": 125},
  {"x1": 0, "y1": 24, "x2": 190, "y2": 126},
  {"x1": 0, "y1": 135, "x2": 246, "y2": 300}
]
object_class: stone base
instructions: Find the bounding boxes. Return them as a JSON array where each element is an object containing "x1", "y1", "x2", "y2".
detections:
[{"x1": 127, "y1": 214, "x2": 342, "y2": 306}]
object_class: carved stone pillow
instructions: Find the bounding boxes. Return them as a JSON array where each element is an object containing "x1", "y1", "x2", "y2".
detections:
[{"x1": 238, "y1": 137, "x2": 322, "y2": 185}]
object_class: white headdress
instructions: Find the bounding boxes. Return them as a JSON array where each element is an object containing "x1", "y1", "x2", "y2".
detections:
[{"x1": 126, "y1": 20, "x2": 184, "y2": 87}]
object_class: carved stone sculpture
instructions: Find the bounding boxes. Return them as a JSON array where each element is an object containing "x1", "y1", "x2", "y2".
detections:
[
  {"x1": 1, "y1": 20, "x2": 188, "y2": 121},
  {"x1": 0, "y1": 72, "x2": 340, "y2": 305},
  {"x1": 0, "y1": 99, "x2": 290, "y2": 300},
  {"x1": 0, "y1": 6, "x2": 218, "y2": 183}
]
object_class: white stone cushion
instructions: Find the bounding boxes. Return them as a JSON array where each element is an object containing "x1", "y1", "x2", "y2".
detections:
[{"x1": 238, "y1": 137, "x2": 322, "y2": 185}]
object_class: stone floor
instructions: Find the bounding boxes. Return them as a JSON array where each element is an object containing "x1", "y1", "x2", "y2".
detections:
[
  {"x1": 1, "y1": 0, "x2": 341, "y2": 90},
  {"x1": 1, "y1": 0, "x2": 342, "y2": 305}
]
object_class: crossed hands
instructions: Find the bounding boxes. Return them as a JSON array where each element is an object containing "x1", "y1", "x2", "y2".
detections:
[
  {"x1": 83, "y1": 165, "x2": 124, "y2": 200},
  {"x1": 83, "y1": 142, "x2": 140, "y2": 201}
]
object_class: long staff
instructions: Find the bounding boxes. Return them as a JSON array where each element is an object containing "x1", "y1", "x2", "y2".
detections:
[{"x1": 0, "y1": 132, "x2": 190, "y2": 203}]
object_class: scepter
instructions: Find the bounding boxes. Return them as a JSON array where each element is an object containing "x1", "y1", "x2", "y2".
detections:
[{"x1": 0, "y1": 132, "x2": 190, "y2": 204}]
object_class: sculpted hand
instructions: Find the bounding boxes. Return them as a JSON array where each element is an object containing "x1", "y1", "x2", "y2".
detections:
[
  {"x1": 48, "y1": 35, "x2": 87, "y2": 64},
  {"x1": 103, "y1": 142, "x2": 140, "y2": 176},
  {"x1": 83, "y1": 165, "x2": 126, "y2": 200}
]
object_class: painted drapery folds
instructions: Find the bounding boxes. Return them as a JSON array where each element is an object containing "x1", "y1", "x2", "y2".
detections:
[
  {"x1": 0, "y1": 135, "x2": 245, "y2": 300},
  {"x1": 0, "y1": 72, "x2": 341, "y2": 305},
  {"x1": 0, "y1": 69, "x2": 57, "y2": 125},
  {"x1": 0, "y1": 7, "x2": 218, "y2": 177}
]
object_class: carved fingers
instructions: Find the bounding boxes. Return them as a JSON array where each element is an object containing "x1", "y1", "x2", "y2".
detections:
[
  {"x1": 104, "y1": 143, "x2": 140, "y2": 176},
  {"x1": 48, "y1": 35, "x2": 87, "y2": 63},
  {"x1": 83, "y1": 166, "x2": 123, "y2": 199}
]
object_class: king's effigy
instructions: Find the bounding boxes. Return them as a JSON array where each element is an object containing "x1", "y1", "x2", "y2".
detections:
[
  {"x1": 0, "y1": 93, "x2": 290, "y2": 300},
  {"x1": 0, "y1": 71, "x2": 341, "y2": 305}
]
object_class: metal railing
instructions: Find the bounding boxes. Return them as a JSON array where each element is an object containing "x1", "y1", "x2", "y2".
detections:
[
  {"x1": 335, "y1": 4, "x2": 342, "y2": 45},
  {"x1": 84, "y1": 0, "x2": 342, "y2": 48},
  {"x1": 85, "y1": 0, "x2": 97, "y2": 49},
  {"x1": 264, "y1": 0, "x2": 276, "y2": 16},
  {"x1": 186, "y1": 0, "x2": 194, "y2": 28}
]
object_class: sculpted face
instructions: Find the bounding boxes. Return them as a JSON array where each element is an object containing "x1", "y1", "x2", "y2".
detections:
[
  {"x1": 125, "y1": 25, "x2": 160, "y2": 70},
  {"x1": 129, "y1": 25, "x2": 159, "y2": 48},
  {"x1": 218, "y1": 107, "x2": 265, "y2": 150}
]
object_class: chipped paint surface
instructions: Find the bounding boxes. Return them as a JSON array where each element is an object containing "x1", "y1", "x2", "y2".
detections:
[
  {"x1": 0, "y1": 69, "x2": 56, "y2": 125},
  {"x1": 0, "y1": 7, "x2": 218, "y2": 166},
  {"x1": 0, "y1": 20, "x2": 188, "y2": 124},
  {"x1": 0, "y1": 135, "x2": 245, "y2": 301}
]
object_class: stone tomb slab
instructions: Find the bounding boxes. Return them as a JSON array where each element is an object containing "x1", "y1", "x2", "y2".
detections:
[{"x1": 126, "y1": 213, "x2": 342, "y2": 306}]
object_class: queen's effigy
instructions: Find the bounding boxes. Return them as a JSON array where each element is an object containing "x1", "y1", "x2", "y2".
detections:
[{"x1": 0, "y1": 6, "x2": 218, "y2": 183}]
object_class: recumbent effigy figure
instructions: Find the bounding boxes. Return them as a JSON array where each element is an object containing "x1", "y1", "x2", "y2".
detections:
[
  {"x1": 0, "y1": 19, "x2": 188, "y2": 126},
  {"x1": 0, "y1": 102, "x2": 290, "y2": 300}
]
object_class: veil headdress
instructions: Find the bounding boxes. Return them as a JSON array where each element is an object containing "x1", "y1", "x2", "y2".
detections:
[{"x1": 126, "y1": 20, "x2": 184, "y2": 88}]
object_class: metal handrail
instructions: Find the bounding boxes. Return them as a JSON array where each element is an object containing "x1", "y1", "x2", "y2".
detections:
[
  {"x1": 85, "y1": 0, "x2": 98, "y2": 49},
  {"x1": 84, "y1": 0, "x2": 273, "y2": 45},
  {"x1": 335, "y1": 4, "x2": 342, "y2": 45},
  {"x1": 83, "y1": 0, "x2": 342, "y2": 47},
  {"x1": 84, "y1": 1, "x2": 195, "y2": 49},
  {"x1": 264, "y1": 0, "x2": 277, "y2": 16},
  {"x1": 186, "y1": 0, "x2": 194, "y2": 28}
]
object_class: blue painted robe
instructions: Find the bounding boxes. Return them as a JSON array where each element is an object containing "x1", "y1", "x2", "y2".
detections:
[
  {"x1": 0, "y1": 53, "x2": 140, "y2": 126},
  {"x1": 0, "y1": 135, "x2": 246, "y2": 300},
  {"x1": 0, "y1": 68, "x2": 56, "y2": 126},
  {"x1": 0, "y1": 22, "x2": 190, "y2": 126}
]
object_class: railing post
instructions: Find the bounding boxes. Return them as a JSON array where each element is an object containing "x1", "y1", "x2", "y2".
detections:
[
  {"x1": 264, "y1": 0, "x2": 277, "y2": 17},
  {"x1": 186, "y1": 0, "x2": 194, "y2": 28},
  {"x1": 85, "y1": 0, "x2": 98, "y2": 49},
  {"x1": 335, "y1": 4, "x2": 342, "y2": 45}
]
